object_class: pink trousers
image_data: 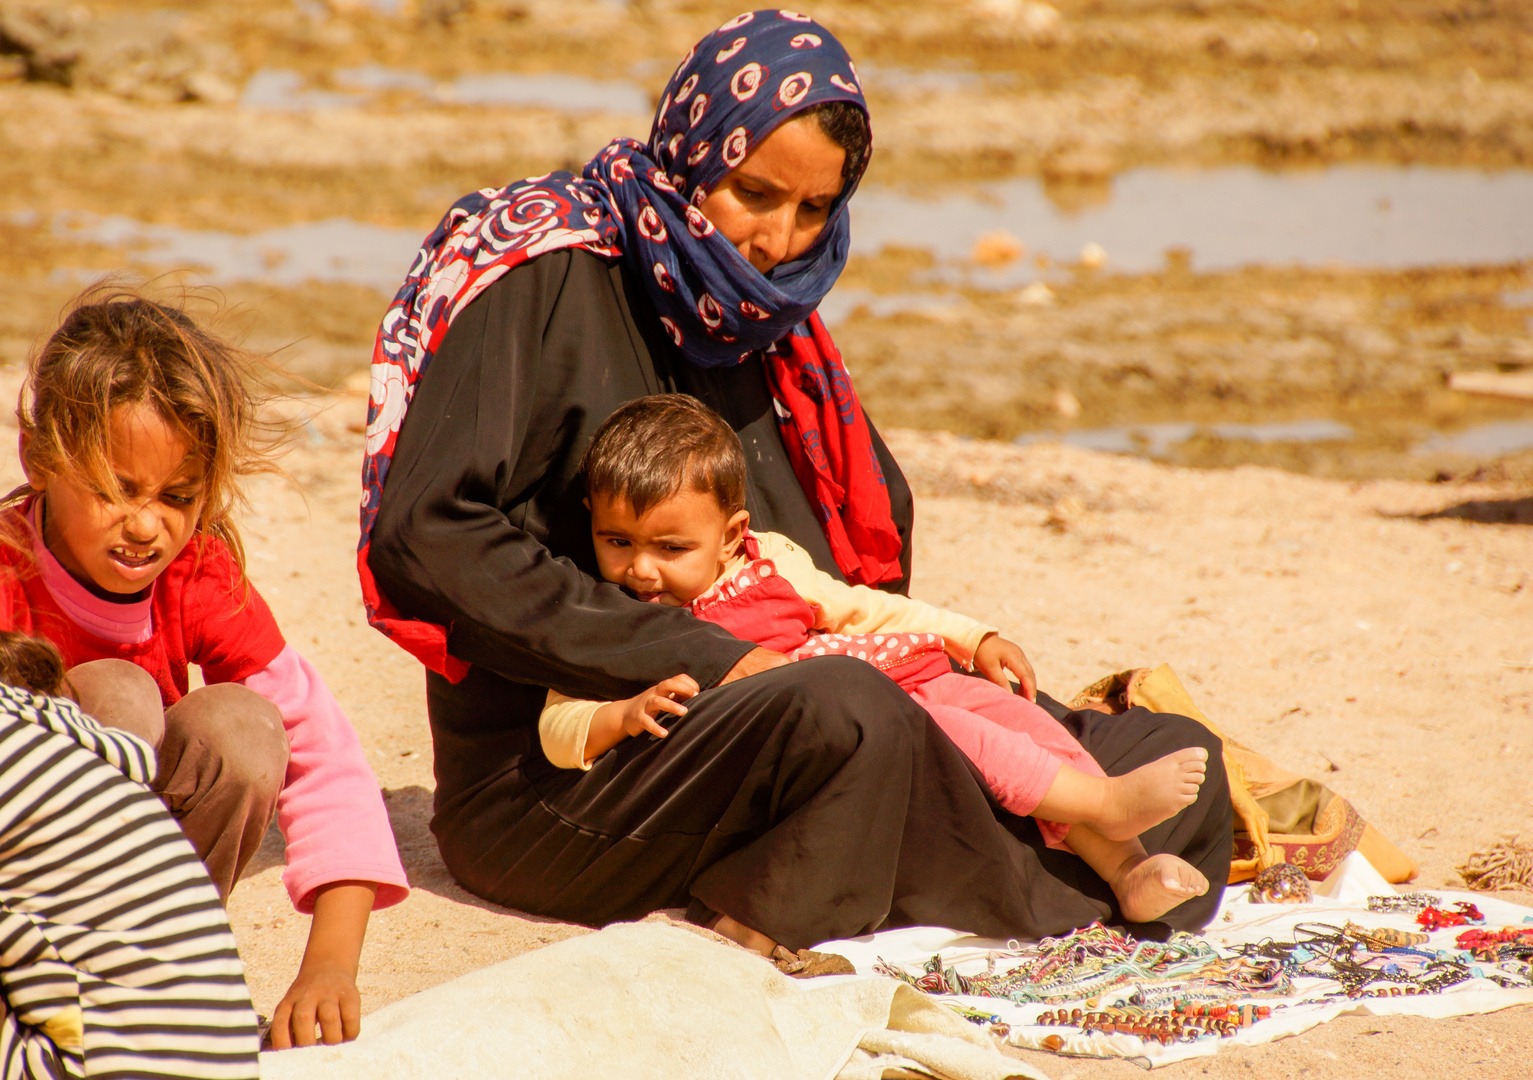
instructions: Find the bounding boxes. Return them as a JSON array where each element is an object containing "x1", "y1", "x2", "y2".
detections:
[{"x1": 910, "y1": 672, "x2": 1106, "y2": 847}]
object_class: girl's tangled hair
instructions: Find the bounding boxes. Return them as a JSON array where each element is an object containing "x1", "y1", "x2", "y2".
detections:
[{"x1": 6, "y1": 284, "x2": 286, "y2": 576}]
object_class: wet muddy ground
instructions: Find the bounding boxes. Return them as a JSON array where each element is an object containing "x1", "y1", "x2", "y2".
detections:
[{"x1": 3, "y1": 0, "x2": 1531, "y2": 481}]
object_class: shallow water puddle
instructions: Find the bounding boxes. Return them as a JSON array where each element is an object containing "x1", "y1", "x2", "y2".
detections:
[
  {"x1": 1415, "y1": 421, "x2": 1533, "y2": 457},
  {"x1": 71, "y1": 164, "x2": 1531, "y2": 295},
  {"x1": 1017, "y1": 418, "x2": 1533, "y2": 463},
  {"x1": 849, "y1": 165, "x2": 1533, "y2": 282},
  {"x1": 817, "y1": 289, "x2": 969, "y2": 326},
  {"x1": 50, "y1": 213, "x2": 424, "y2": 293},
  {"x1": 1016, "y1": 419, "x2": 1355, "y2": 457},
  {"x1": 241, "y1": 66, "x2": 649, "y2": 114},
  {"x1": 436, "y1": 71, "x2": 649, "y2": 112}
]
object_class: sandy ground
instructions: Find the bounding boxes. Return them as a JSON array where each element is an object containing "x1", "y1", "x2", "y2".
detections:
[
  {"x1": 4, "y1": 390, "x2": 1525, "y2": 1076},
  {"x1": 2, "y1": 0, "x2": 1531, "y2": 1073}
]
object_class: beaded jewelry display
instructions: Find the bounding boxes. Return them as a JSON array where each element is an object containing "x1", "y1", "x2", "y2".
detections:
[
  {"x1": 946, "y1": 1003, "x2": 1011, "y2": 1039},
  {"x1": 881, "y1": 912, "x2": 1533, "y2": 1059},
  {"x1": 883, "y1": 925, "x2": 1287, "y2": 1004},
  {"x1": 873, "y1": 923, "x2": 1288, "y2": 1005},
  {"x1": 1232, "y1": 922, "x2": 1475, "y2": 998}
]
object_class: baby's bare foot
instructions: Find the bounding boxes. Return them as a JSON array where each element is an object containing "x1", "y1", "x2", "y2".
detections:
[
  {"x1": 1112, "y1": 853, "x2": 1209, "y2": 923},
  {"x1": 1094, "y1": 748, "x2": 1208, "y2": 841}
]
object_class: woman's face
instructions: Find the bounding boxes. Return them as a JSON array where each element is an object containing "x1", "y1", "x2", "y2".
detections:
[{"x1": 699, "y1": 114, "x2": 847, "y2": 275}]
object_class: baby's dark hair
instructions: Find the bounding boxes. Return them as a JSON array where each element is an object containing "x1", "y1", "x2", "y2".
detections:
[
  {"x1": 0, "y1": 631, "x2": 66, "y2": 696},
  {"x1": 581, "y1": 394, "x2": 746, "y2": 518}
]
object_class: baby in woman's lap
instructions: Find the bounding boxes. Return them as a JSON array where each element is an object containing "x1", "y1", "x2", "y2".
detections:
[{"x1": 540, "y1": 393, "x2": 1211, "y2": 924}]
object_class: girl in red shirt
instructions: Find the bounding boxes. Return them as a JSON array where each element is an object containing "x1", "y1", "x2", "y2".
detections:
[{"x1": 0, "y1": 288, "x2": 407, "y2": 1049}]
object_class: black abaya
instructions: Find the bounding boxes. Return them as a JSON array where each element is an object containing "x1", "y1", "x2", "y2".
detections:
[{"x1": 369, "y1": 248, "x2": 1232, "y2": 947}]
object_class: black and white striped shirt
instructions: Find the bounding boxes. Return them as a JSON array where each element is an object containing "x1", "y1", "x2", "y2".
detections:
[{"x1": 0, "y1": 682, "x2": 259, "y2": 1079}]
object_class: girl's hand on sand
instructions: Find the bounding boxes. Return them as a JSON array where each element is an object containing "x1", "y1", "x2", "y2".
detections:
[
  {"x1": 269, "y1": 881, "x2": 375, "y2": 1050},
  {"x1": 621, "y1": 674, "x2": 699, "y2": 739},
  {"x1": 973, "y1": 634, "x2": 1038, "y2": 701},
  {"x1": 719, "y1": 646, "x2": 791, "y2": 685},
  {"x1": 270, "y1": 959, "x2": 361, "y2": 1049}
]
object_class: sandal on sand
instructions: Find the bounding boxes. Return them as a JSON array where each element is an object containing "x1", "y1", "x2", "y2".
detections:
[{"x1": 770, "y1": 945, "x2": 856, "y2": 978}]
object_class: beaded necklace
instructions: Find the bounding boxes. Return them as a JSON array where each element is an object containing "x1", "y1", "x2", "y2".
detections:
[
  {"x1": 874, "y1": 923, "x2": 1287, "y2": 1005},
  {"x1": 1035, "y1": 999, "x2": 1274, "y2": 1044}
]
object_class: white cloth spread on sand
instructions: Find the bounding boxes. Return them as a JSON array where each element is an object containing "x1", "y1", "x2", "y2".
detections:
[
  {"x1": 258, "y1": 922, "x2": 1047, "y2": 1080},
  {"x1": 815, "y1": 853, "x2": 1533, "y2": 1069}
]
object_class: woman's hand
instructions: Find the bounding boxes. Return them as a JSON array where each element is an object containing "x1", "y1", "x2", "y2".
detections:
[
  {"x1": 973, "y1": 634, "x2": 1038, "y2": 702},
  {"x1": 269, "y1": 882, "x2": 376, "y2": 1049},
  {"x1": 719, "y1": 647, "x2": 791, "y2": 685}
]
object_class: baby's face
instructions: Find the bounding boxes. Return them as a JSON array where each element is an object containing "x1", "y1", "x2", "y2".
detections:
[{"x1": 589, "y1": 488, "x2": 746, "y2": 607}]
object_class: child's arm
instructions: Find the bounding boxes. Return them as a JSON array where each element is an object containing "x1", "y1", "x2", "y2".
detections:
[
  {"x1": 269, "y1": 881, "x2": 375, "y2": 1048},
  {"x1": 541, "y1": 675, "x2": 699, "y2": 767},
  {"x1": 237, "y1": 647, "x2": 409, "y2": 1047},
  {"x1": 757, "y1": 532, "x2": 1038, "y2": 699},
  {"x1": 755, "y1": 533, "x2": 998, "y2": 663}
]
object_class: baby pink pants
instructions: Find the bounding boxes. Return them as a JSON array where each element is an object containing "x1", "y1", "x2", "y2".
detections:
[{"x1": 910, "y1": 672, "x2": 1106, "y2": 847}]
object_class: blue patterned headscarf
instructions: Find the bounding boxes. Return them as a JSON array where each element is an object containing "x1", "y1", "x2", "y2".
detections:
[{"x1": 586, "y1": 9, "x2": 869, "y2": 365}]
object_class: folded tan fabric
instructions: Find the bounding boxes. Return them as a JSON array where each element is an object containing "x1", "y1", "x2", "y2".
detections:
[{"x1": 259, "y1": 921, "x2": 1049, "y2": 1080}]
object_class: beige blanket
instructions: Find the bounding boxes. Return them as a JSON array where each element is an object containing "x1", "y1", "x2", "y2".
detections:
[{"x1": 258, "y1": 922, "x2": 1048, "y2": 1080}]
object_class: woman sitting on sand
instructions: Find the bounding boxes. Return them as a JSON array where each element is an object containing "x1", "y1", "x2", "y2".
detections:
[{"x1": 361, "y1": 10, "x2": 1231, "y2": 959}]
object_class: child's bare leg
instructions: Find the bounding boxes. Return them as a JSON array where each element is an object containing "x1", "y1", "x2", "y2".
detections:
[
  {"x1": 160, "y1": 684, "x2": 288, "y2": 901},
  {"x1": 1033, "y1": 748, "x2": 1208, "y2": 841},
  {"x1": 64, "y1": 659, "x2": 165, "y2": 745},
  {"x1": 1065, "y1": 825, "x2": 1210, "y2": 923},
  {"x1": 710, "y1": 914, "x2": 776, "y2": 956}
]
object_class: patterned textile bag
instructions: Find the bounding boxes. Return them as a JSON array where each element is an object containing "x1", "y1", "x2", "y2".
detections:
[{"x1": 1069, "y1": 664, "x2": 1418, "y2": 886}]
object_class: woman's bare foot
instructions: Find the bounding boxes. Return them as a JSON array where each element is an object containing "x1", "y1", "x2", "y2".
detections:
[
  {"x1": 1093, "y1": 748, "x2": 1208, "y2": 840},
  {"x1": 1110, "y1": 853, "x2": 1210, "y2": 923}
]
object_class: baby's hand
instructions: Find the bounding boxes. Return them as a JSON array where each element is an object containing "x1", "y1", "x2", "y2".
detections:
[
  {"x1": 619, "y1": 674, "x2": 699, "y2": 740},
  {"x1": 973, "y1": 634, "x2": 1038, "y2": 702}
]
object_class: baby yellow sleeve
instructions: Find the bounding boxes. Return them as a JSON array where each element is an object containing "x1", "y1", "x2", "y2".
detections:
[
  {"x1": 539, "y1": 689, "x2": 603, "y2": 771},
  {"x1": 754, "y1": 532, "x2": 996, "y2": 663}
]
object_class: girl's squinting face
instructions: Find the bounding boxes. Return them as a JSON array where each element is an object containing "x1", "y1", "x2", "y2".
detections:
[
  {"x1": 590, "y1": 488, "x2": 748, "y2": 607},
  {"x1": 32, "y1": 403, "x2": 207, "y2": 595},
  {"x1": 698, "y1": 115, "x2": 847, "y2": 275}
]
